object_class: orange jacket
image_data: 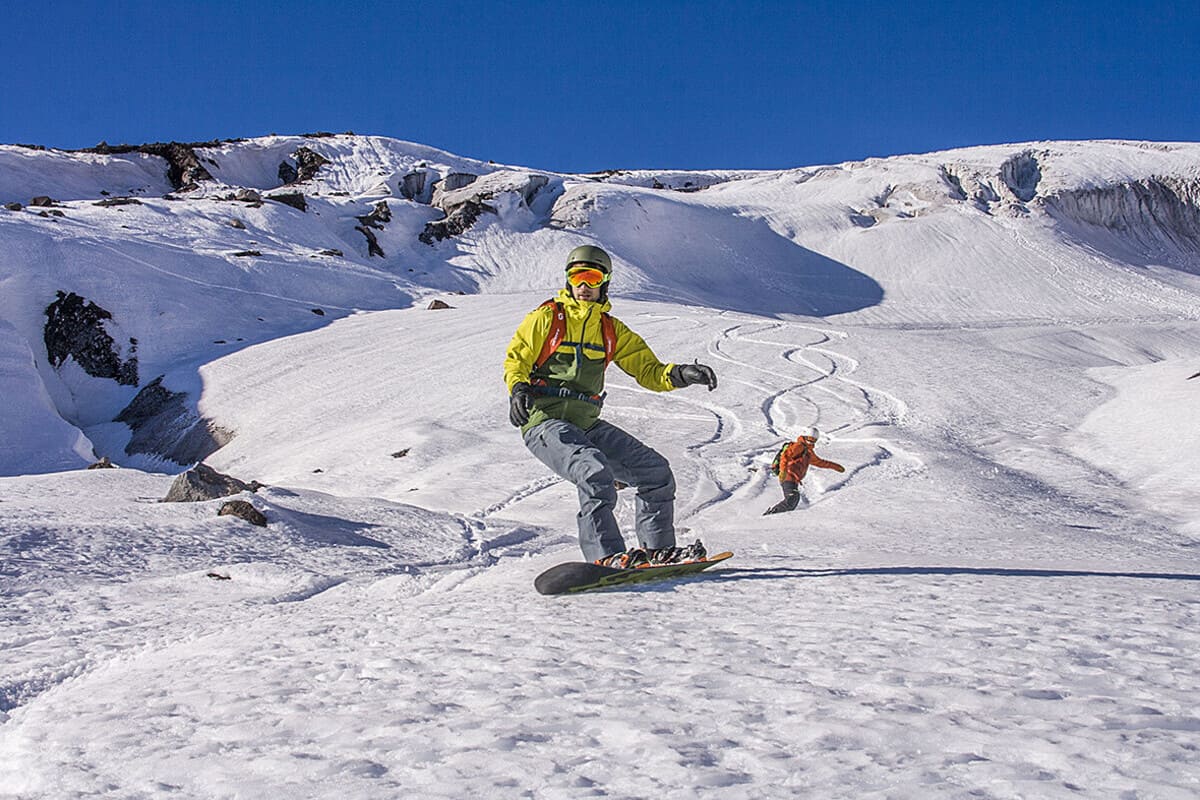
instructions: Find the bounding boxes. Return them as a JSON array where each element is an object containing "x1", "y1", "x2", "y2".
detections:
[{"x1": 773, "y1": 437, "x2": 845, "y2": 483}]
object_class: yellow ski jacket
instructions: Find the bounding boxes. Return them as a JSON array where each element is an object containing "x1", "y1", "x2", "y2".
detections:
[{"x1": 504, "y1": 290, "x2": 679, "y2": 432}]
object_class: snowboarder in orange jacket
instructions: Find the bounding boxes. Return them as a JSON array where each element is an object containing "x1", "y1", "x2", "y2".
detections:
[{"x1": 764, "y1": 427, "x2": 845, "y2": 514}]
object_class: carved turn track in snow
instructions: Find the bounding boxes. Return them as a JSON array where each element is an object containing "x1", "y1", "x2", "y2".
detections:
[{"x1": 604, "y1": 314, "x2": 924, "y2": 521}]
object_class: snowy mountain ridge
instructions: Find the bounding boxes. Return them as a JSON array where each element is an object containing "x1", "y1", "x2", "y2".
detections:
[
  {"x1": 1, "y1": 134, "x2": 1199, "y2": 798},
  {"x1": 2, "y1": 134, "x2": 1198, "y2": 478}
]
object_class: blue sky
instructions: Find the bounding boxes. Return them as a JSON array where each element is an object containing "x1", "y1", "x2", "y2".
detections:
[{"x1": 2, "y1": 1, "x2": 1197, "y2": 171}]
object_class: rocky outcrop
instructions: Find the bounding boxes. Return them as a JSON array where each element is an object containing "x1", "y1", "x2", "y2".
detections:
[
  {"x1": 44, "y1": 291, "x2": 138, "y2": 385},
  {"x1": 420, "y1": 171, "x2": 549, "y2": 245},
  {"x1": 92, "y1": 197, "x2": 143, "y2": 207},
  {"x1": 357, "y1": 200, "x2": 391, "y2": 228},
  {"x1": 278, "y1": 146, "x2": 329, "y2": 185},
  {"x1": 420, "y1": 199, "x2": 492, "y2": 245},
  {"x1": 266, "y1": 192, "x2": 307, "y2": 212},
  {"x1": 163, "y1": 463, "x2": 260, "y2": 502},
  {"x1": 218, "y1": 499, "x2": 267, "y2": 526},
  {"x1": 230, "y1": 189, "x2": 263, "y2": 205},
  {"x1": 355, "y1": 201, "x2": 391, "y2": 257},
  {"x1": 116, "y1": 376, "x2": 234, "y2": 465},
  {"x1": 88, "y1": 141, "x2": 217, "y2": 191}
]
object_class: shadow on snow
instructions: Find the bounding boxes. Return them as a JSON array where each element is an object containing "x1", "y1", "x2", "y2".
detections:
[{"x1": 712, "y1": 565, "x2": 1200, "y2": 582}]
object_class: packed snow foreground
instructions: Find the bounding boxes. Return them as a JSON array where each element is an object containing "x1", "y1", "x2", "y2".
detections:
[{"x1": 1, "y1": 135, "x2": 1199, "y2": 798}]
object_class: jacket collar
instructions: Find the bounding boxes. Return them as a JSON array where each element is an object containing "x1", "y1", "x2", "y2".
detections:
[{"x1": 555, "y1": 288, "x2": 612, "y2": 315}]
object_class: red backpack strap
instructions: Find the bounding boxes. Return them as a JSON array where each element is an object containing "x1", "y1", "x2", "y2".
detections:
[
  {"x1": 601, "y1": 313, "x2": 616, "y2": 366},
  {"x1": 533, "y1": 300, "x2": 566, "y2": 370}
]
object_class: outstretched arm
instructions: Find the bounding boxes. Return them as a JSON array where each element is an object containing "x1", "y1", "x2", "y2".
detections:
[{"x1": 810, "y1": 454, "x2": 845, "y2": 473}]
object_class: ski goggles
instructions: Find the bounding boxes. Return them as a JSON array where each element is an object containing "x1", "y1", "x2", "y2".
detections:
[{"x1": 566, "y1": 266, "x2": 609, "y2": 288}]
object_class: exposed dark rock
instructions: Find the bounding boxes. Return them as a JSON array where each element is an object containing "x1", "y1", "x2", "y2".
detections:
[
  {"x1": 420, "y1": 199, "x2": 492, "y2": 245},
  {"x1": 427, "y1": 300, "x2": 453, "y2": 310},
  {"x1": 311, "y1": 308, "x2": 325, "y2": 316},
  {"x1": 87, "y1": 457, "x2": 115, "y2": 470},
  {"x1": 284, "y1": 147, "x2": 329, "y2": 184},
  {"x1": 231, "y1": 250, "x2": 262, "y2": 257},
  {"x1": 391, "y1": 448, "x2": 410, "y2": 458},
  {"x1": 163, "y1": 463, "x2": 260, "y2": 502},
  {"x1": 356, "y1": 225, "x2": 385, "y2": 258},
  {"x1": 30, "y1": 196, "x2": 56, "y2": 207},
  {"x1": 88, "y1": 141, "x2": 216, "y2": 191},
  {"x1": 5, "y1": 202, "x2": 24, "y2": 211},
  {"x1": 141, "y1": 142, "x2": 213, "y2": 190},
  {"x1": 233, "y1": 189, "x2": 263, "y2": 204},
  {"x1": 302, "y1": 131, "x2": 337, "y2": 138},
  {"x1": 267, "y1": 192, "x2": 307, "y2": 212},
  {"x1": 315, "y1": 248, "x2": 343, "y2": 257},
  {"x1": 38, "y1": 210, "x2": 66, "y2": 218},
  {"x1": 44, "y1": 291, "x2": 138, "y2": 385},
  {"x1": 207, "y1": 572, "x2": 232, "y2": 580},
  {"x1": 218, "y1": 499, "x2": 268, "y2": 527},
  {"x1": 356, "y1": 200, "x2": 391, "y2": 229},
  {"x1": 93, "y1": 197, "x2": 143, "y2": 207},
  {"x1": 278, "y1": 147, "x2": 329, "y2": 184},
  {"x1": 117, "y1": 376, "x2": 234, "y2": 464},
  {"x1": 229, "y1": 218, "x2": 247, "y2": 229},
  {"x1": 355, "y1": 200, "x2": 392, "y2": 255},
  {"x1": 421, "y1": 172, "x2": 548, "y2": 245}
]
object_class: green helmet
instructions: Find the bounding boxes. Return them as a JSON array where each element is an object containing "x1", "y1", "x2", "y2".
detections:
[{"x1": 566, "y1": 245, "x2": 612, "y2": 274}]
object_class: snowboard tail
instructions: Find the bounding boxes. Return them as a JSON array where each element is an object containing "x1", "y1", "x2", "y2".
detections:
[{"x1": 535, "y1": 551, "x2": 733, "y2": 595}]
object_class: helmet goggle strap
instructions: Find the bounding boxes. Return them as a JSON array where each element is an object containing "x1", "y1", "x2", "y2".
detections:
[{"x1": 566, "y1": 266, "x2": 609, "y2": 288}]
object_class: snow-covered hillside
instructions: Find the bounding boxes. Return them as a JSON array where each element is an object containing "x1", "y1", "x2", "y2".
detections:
[{"x1": 2, "y1": 135, "x2": 1199, "y2": 798}]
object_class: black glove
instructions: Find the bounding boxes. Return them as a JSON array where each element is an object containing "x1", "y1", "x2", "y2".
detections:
[
  {"x1": 669, "y1": 362, "x2": 717, "y2": 391},
  {"x1": 763, "y1": 482, "x2": 800, "y2": 515},
  {"x1": 509, "y1": 382, "x2": 535, "y2": 427}
]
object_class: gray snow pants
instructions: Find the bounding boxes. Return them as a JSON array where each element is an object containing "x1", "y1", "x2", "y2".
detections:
[{"x1": 523, "y1": 418, "x2": 676, "y2": 561}]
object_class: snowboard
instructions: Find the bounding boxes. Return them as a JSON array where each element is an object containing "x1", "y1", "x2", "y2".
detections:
[{"x1": 534, "y1": 551, "x2": 733, "y2": 595}]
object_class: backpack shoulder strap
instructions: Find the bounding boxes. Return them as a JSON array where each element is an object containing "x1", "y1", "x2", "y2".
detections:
[
  {"x1": 601, "y1": 313, "x2": 616, "y2": 366},
  {"x1": 533, "y1": 300, "x2": 566, "y2": 370}
]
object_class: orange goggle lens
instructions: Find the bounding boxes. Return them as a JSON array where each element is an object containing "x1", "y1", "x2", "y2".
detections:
[{"x1": 567, "y1": 267, "x2": 608, "y2": 288}]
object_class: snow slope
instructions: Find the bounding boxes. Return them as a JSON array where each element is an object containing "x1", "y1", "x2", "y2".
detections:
[{"x1": 2, "y1": 135, "x2": 1200, "y2": 798}]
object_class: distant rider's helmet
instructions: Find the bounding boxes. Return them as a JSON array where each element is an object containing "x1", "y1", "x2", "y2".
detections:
[
  {"x1": 565, "y1": 245, "x2": 613, "y2": 301},
  {"x1": 795, "y1": 426, "x2": 821, "y2": 442}
]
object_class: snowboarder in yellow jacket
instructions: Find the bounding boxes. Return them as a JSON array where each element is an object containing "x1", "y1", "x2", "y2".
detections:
[{"x1": 504, "y1": 245, "x2": 717, "y2": 565}]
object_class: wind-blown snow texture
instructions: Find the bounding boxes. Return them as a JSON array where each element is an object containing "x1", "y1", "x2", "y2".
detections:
[{"x1": 2, "y1": 135, "x2": 1199, "y2": 798}]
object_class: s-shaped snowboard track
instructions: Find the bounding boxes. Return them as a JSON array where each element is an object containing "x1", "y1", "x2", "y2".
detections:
[{"x1": 620, "y1": 315, "x2": 924, "y2": 518}]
